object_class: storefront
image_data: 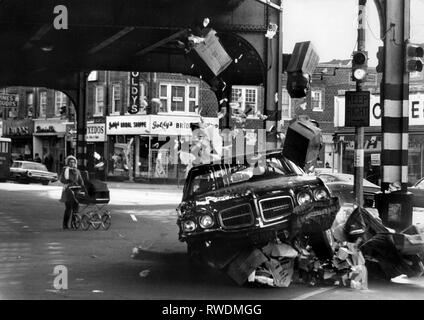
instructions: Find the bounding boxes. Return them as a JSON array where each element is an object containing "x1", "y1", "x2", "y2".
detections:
[
  {"x1": 106, "y1": 114, "x2": 220, "y2": 182},
  {"x1": 86, "y1": 122, "x2": 107, "y2": 179},
  {"x1": 334, "y1": 92, "x2": 424, "y2": 185},
  {"x1": 33, "y1": 119, "x2": 67, "y2": 173},
  {"x1": 3, "y1": 119, "x2": 34, "y2": 161}
]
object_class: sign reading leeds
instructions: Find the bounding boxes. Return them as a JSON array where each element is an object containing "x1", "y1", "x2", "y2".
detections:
[{"x1": 344, "y1": 91, "x2": 370, "y2": 127}]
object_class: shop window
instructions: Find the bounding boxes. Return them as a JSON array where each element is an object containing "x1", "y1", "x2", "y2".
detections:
[
  {"x1": 159, "y1": 83, "x2": 198, "y2": 114},
  {"x1": 111, "y1": 83, "x2": 121, "y2": 114},
  {"x1": 311, "y1": 89, "x2": 323, "y2": 111},
  {"x1": 26, "y1": 92, "x2": 34, "y2": 118},
  {"x1": 281, "y1": 88, "x2": 291, "y2": 119},
  {"x1": 39, "y1": 91, "x2": 47, "y2": 118},
  {"x1": 95, "y1": 86, "x2": 105, "y2": 116},
  {"x1": 87, "y1": 71, "x2": 98, "y2": 81},
  {"x1": 231, "y1": 86, "x2": 258, "y2": 115},
  {"x1": 54, "y1": 91, "x2": 67, "y2": 117}
]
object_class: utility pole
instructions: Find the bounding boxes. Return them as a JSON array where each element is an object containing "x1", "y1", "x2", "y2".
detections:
[
  {"x1": 353, "y1": 0, "x2": 367, "y2": 207},
  {"x1": 374, "y1": 0, "x2": 415, "y2": 231}
]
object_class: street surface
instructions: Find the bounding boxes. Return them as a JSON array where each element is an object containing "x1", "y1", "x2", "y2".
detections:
[{"x1": 0, "y1": 181, "x2": 424, "y2": 300}]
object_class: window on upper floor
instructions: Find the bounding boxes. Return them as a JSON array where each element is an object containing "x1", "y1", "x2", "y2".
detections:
[
  {"x1": 111, "y1": 83, "x2": 121, "y2": 114},
  {"x1": 95, "y1": 86, "x2": 105, "y2": 116},
  {"x1": 231, "y1": 86, "x2": 259, "y2": 116},
  {"x1": 26, "y1": 92, "x2": 34, "y2": 118},
  {"x1": 54, "y1": 91, "x2": 67, "y2": 117},
  {"x1": 39, "y1": 91, "x2": 47, "y2": 118},
  {"x1": 311, "y1": 89, "x2": 324, "y2": 112},
  {"x1": 159, "y1": 83, "x2": 198, "y2": 114}
]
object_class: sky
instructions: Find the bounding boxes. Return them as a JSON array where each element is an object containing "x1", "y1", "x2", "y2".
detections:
[{"x1": 283, "y1": 0, "x2": 424, "y2": 66}]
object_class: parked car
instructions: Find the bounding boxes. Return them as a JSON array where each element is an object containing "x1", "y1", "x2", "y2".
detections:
[
  {"x1": 314, "y1": 171, "x2": 380, "y2": 207},
  {"x1": 10, "y1": 161, "x2": 58, "y2": 185},
  {"x1": 408, "y1": 178, "x2": 424, "y2": 208},
  {"x1": 177, "y1": 149, "x2": 339, "y2": 256}
]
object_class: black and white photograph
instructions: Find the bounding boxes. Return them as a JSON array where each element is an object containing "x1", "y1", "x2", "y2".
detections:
[{"x1": 0, "y1": 0, "x2": 424, "y2": 309}]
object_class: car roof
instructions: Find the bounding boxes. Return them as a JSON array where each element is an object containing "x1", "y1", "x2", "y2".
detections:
[
  {"x1": 318, "y1": 172, "x2": 380, "y2": 188},
  {"x1": 187, "y1": 149, "x2": 285, "y2": 173},
  {"x1": 14, "y1": 161, "x2": 46, "y2": 166}
]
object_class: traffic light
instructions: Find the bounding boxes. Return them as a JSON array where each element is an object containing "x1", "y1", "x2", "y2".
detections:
[
  {"x1": 405, "y1": 42, "x2": 423, "y2": 72},
  {"x1": 351, "y1": 51, "x2": 368, "y2": 81},
  {"x1": 376, "y1": 46, "x2": 384, "y2": 73}
]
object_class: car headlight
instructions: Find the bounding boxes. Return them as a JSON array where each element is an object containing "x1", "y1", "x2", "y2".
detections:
[
  {"x1": 199, "y1": 215, "x2": 214, "y2": 229},
  {"x1": 313, "y1": 188, "x2": 330, "y2": 201},
  {"x1": 182, "y1": 220, "x2": 197, "y2": 232},
  {"x1": 297, "y1": 191, "x2": 312, "y2": 205}
]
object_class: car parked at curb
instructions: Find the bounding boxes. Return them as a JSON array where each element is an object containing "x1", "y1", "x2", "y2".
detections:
[
  {"x1": 314, "y1": 171, "x2": 380, "y2": 207},
  {"x1": 177, "y1": 149, "x2": 340, "y2": 257},
  {"x1": 10, "y1": 161, "x2": 58, "y2": 185}
]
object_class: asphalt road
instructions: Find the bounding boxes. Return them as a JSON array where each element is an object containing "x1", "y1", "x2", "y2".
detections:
[{"x1": 1, "y1": 182, "x2": 424, "y2": 300}]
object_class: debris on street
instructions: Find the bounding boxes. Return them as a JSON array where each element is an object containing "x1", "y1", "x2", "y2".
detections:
[{"x1": 193, "y1": 203, "x2": 424, "y2": 289}]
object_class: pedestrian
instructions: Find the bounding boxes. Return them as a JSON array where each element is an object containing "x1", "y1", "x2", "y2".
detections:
[
  {"x1": 59, "y1": 155, "x2": 85, "y2": 230},
  {"x1": 44, "y1": 152, "x2": 54, "y2": 171},
  {"x1": 34, "y1": 153, "x2": 42, "y2": 163}
]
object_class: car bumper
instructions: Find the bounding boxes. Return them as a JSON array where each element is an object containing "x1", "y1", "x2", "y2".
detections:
[{"x1": 179, "y1": 197, "x2": 340, "y2": 244}]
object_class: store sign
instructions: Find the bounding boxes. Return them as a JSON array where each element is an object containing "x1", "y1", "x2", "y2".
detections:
[
  {"x1": 371, "y1": 153, "x2": 381, "y2": 166},
  {"x1": 150, "y1": 115, "x2": 219, "y2": 136},
  {"x1": 0, "y1": 94, "x2": 18, "y2": 108},
  {"x1": 86, "y1": 123, "x2": 106, "y2": 142},
  {"x1": 128, "y1": 72, "x2": 141, "y2": 114},
  {"x1": 3, "y1": 119, "x2": 34, "y2": 136},
  {"x1": 106, "y1": 115, "x2": 150, "y2": 135},
  {"x1": 34, "y1": 120, "x2": 66, "y2": 135},
  {"x1": 335, "y1": 93, "x2": 424, "y2": 127}
]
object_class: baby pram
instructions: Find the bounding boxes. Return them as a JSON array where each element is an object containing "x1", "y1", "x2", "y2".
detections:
[{"x1": 69, "y1": 173, "x2": 111, "y2": 231}]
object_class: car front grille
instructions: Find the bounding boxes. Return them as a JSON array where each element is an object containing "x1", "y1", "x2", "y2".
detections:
[
  {"x1": 219, "y1": 204, "x2": 254, "y2": 229},
  {"x1": 259, "y1": 196, "x2": 293, "y2": 222}
]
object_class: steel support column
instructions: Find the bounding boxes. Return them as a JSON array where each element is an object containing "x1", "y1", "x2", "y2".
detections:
[
  {"x1": 76, "y1": 72, "x2": 88, "y2": 170},
  {"x1": 264, "y1": 4, "x2": 281, "y2": 151}
]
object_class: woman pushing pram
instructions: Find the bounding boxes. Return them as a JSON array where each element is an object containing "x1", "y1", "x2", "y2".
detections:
[{"x1": 59, "y1": 155, "x2": 85, "y2": 230}]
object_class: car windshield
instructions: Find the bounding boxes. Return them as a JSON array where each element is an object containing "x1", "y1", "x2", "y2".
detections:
[
  {"x1": 186, "y1": 153, "x2": 304, "y2": 197},
  {"x1": 12, "y1": 162, "x2": 23, "y2": 168}
]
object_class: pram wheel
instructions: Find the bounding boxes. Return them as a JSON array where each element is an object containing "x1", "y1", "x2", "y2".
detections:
[
  {"x1": 71, "y1": 214, "x2": 81, "y2": 230},
  {"x1": 91, "y1": 212, "x2": 102, "y2": 230},
  {"x1": 81, "y1": 214, "x2": 91, "y2": 231},
  {"x1": 101, "y1": 212, "x2": 111, "y2": 230}
]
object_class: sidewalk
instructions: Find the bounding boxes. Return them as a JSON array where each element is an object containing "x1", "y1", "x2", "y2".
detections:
[{"x1": 50, "y1": 180, "x2": 183, "y2": 192}]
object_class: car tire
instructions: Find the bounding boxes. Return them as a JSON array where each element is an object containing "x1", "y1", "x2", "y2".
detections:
[
  {"x1": 80, "y1": 215, "x2": 91, "y2": 231},
  {"x1": 91, "y1": 212, "x2": 102, "y2": 230}
]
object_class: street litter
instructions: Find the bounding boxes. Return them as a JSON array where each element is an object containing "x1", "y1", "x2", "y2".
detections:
[
  {"x1": 190, "y1": 202, "x2": 424, "y2": 290},
  {"x1": 139, "y1": 270, "x2": 150, "y2": 278}
]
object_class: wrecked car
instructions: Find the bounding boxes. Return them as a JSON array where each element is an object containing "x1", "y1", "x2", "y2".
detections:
[{"x1": 177, "y1": 149, "x2": 340, "y2": 258}]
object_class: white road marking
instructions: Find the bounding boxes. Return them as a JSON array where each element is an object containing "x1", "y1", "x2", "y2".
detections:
[
  {"x1": 130, "y1": 214, "x2": 137, "y2": 222},
  {"x1": 291, "y1": 287, "x2": 335, "y2": 300}
]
